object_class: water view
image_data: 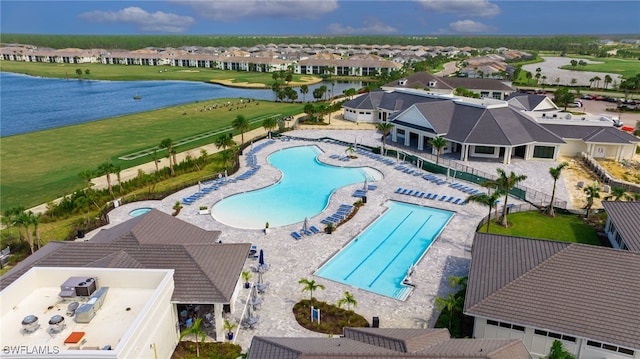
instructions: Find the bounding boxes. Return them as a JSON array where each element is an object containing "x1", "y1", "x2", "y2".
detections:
[{"x1": 0, "y1": 71, "x2": 362, "y2": 136}]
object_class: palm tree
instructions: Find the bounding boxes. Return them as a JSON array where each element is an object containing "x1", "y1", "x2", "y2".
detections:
[
  {"x1": 214, "y1": 134, "x2": 236, "y2": 169},
  {"x1": 435, "y1": 293, "x2": 464, "y2": 331},
  {"x1": 429, "y1": 136, "x2": 447, "y2": 165},
  {"x1": 33, "y1": 212, "x2": 43, "y2": 250},
  {"x1": 546, "y1": 162, "x2": 569, "y2": 217},
  {"x1": 491, "y1": 169, "x2": 527, "y2": 227},
  {"x1": 262, "y1": 117, "x2": 277, "y2": 138},
  {"x1": 466, "y1": 190, "x2": 503, "y2": 232},
  {"x1": 152, "y1": 150, "x2": 160, "y2": 173},
  {"x1": 113, "y1": 164, "x2": 123, "y2": 193},
  {"x1": 337, "y1": 291, "x2": 357, "y2": 311},
  {"x1": 604, "y1": 75, "x2": 612, "y2": 90},
  {"x1": 376, "y1": 122, "x2": 394, "y2": 151},
  {"x1": 159, "y1": 138, "x2": 175, "y2": 176},
  {"x1": 447, "y1": 275, "x2": 468, "y2": 291},
  {"x1": 606, "y1": 187, "x2": 629, "y2": 201},
  {"x1": 2, "y1": 206, "x2": 26, "y2": 244},
  {"x1": 19, "y1": 211, "x2": 35, "y2": 254},
  {"x1": 222, "y1": 319, "x2": 237, "y2": 342},
  {"x1": 78, "y1": 169, "x2": 94, "y2": 188},
  {"x1": 583, "y1": 184, "x2": 600, "y2": 219},
  {"x1": 345, "y1": 144, "x2": 355, "y2": 158},
  {"x1": 593, "y1": 76, "x2": 602, "y2": 88},
  {"x1": 300, "y1": 84, "x2": 309, "y2": 102},
  {"x1": 98, "y1": 161, "x2": 115, "y2": 197},
  {"x1": 232, "y1": 115, "x2": 249, "y2": 144},
  {"x1": 298, "y1": 278, "x2": 325, "y2": 301},
  {"x1": 179, "y1": 317, "x2": 206, "y2": 357}
]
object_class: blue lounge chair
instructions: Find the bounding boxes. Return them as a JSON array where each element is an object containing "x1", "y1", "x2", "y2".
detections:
[
  {"x1": 309, "y1": 225, "x2": 320, "y2": 234},
  {"x1": 453, "y1": 198, "x2": 461, "y2": 204},
  {"x1": 302, "y1": 229, "x2": 313, "y2": 236},
  {"x1": 291, "y1": 231, "x2": 302, "y2": 240},
  {"x1": 417, "y1": 192, "x2": 425, "y2": 198},
  {"x1": 395, "y1": 187, "x2": 403, "y2": 193},
  {"x1": 406, "y1": 190, "x2": 414, "y2": 196},
  {"x1": 425, "y1": 193, "x2": 432, "y2": 199},
  {"x1": 439, "y1": 195, "x2": 447, "y2": 201},
  {"x1": 446, "y1": 196, "x2": 454, "y2": 202}
]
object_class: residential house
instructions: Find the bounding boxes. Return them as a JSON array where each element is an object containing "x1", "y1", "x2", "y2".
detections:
[{"x1": 602, "y1": 200, "x2": 640, "y2": 250}]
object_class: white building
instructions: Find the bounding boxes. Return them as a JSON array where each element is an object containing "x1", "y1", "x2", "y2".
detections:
[{"x1": 1, "y1": 267, "x2": 177, "y2": 359}]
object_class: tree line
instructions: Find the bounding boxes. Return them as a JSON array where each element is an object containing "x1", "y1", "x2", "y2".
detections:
[{"x1": 2, "y1": 34, "x2": 602, "y2": 53}]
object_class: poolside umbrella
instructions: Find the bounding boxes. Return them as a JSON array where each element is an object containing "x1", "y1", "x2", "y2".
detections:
[
  {"x1": 303, "y1": 217, "x2": 309, "y2": 232},
  {"x1": 257, "y1": 271, "x2": 263, "y2": 286},
  {"x1": 259, "y1": 249, "x2": 265, "y2": 266},
  {"x1": 363, "y1": 178, "x2": 368, "y2": 190},
  {"x1": 251, "y1": 283, "x2": 258, "y2": 302}
]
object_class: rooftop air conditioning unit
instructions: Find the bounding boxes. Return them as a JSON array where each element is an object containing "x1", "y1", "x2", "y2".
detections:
[{"x1": 59, "y1": 276, "x2": 98, "y2": 298}]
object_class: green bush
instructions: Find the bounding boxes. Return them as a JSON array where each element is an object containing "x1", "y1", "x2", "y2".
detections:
[{"x1": 292, "y1": 298, "x2": 368, "y2": 334}]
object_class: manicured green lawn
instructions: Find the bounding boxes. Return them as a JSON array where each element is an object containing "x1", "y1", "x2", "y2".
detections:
[
  {"x1": 0, "y1": 99, "x2": 304, "y2": 209},
  {"x1": 0, "y1": 61, "x2": 321, "y2": 86},
  {"x1": 479, "y1": 211, "x2": 601, "y2": 245},
  {"x1": 560, "y1": 56, "x2": 640, "y2": 79}
]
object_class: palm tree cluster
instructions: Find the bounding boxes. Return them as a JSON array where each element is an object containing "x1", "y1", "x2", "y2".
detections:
[
  {"x1": 466, "y1": 168, "x2": 527, "y2": 229},
  {"x1": 2, "y1": 207, "x2": 42, "y2": 254}
]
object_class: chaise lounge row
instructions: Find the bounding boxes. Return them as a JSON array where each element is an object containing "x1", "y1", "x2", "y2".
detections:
[{"x1": 395, "y1": 188, "x2": 467, "y2": 205}]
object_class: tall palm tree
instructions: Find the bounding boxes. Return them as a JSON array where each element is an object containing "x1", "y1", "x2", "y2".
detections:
[
  {"x1": 298, "y1": 278, "x2": 325, "y2": 301},
  {"x1": 232, "y1": 114, "x2": 250, "y2": 144},
  {"x1": 98, "y1": 161, "x2": 115, "y2": 197},
  {"x1": 490, "y1": 169, "x2": 527, "y2": 227},
  {"x1": 78, "y1": 169, "x2": 94, "y2": 188},
  {"x1": 447, "y1": 275, "x2": 468, "y2": 291},
  {"x1": 546, "y1": 162, "x2": 569, "y2": 217},
  {"x1": 435, "y1": 293, "x2": 464, "y2": 331},
  {"x1": 113, "y1": 164, "x2": 123, "y2": 193},
  {"x1": 337, "y1": 291, "x2": 357, "y2": 311},
  {"x1": 583, "y1": 184, "x2": 600, "y2": 219},
  {"x1": 604, "y1": 75, "x2": 612, "y2": 90},
  {"x1": 179, "y1": 318, "x2": 206, "y2": 357},
  {"x1": 20, "y1": 211, "x2": 35, "y2": 254},
  {"x1": 159, "y1": 138, "x2": 175, "y2": 176},
  {"x1": 466, "y1": 190, "x2": 503, "y2": 232},
  {"x1": 593, "y1": 76, "x2": 602, "y2": 89},
  {"x1": 2, "y1": 206, "x2": 26, "y2": 244},
  {"x1": 214, "y1": 134, "x2": 236, "y2": 169},
  {"x1": 33, "y1": 212, "x2": 43, "y2": 250},
  {"x1": 152, "y1": 150, "x2": 160, "y2": 173},
  {"x1": 262, "y1": 117, "x2": 277, "y2": 138},
  {"x1": 429, "y1": 136, "x2": 448, "y2": 165},
  {"x1": 376, "y1": 122, "x2": 394, "y2": 151},
  {"x1": 300, "y1": 84, "x2": 309, "y2": 102}
]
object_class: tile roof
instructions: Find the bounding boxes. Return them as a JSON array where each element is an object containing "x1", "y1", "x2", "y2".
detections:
[
  {"x1": 505, "y1": 93, "x2": 549, "y2": 111},
  {"x1": 386, "y1": 72, "x2": 515, "y2": 92},
  {"x1": 602, "y1": 201, "x2": 640, "y2": 251},
  {"x1": 465, "y1": 233, "x2": 640, "y2": 349},
  {"x1": 541, "y1": 124, "x2": 640, "y2": 144},
  {"x1": 247, "y1": 328, "x2": 530, "y2": 359},
  {"x1": 0, "y1": 211, "x2": 250, "y2": 303}
]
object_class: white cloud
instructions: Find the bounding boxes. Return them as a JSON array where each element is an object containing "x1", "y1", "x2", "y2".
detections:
[
  {"x1": 79, "y1": 7, "x2": 195, "y2": 33},
  {"x1": 173, "y1": 0, "x2": 339, "y2": 21},
  {"x1": 328, "y1": 18, "x2": 397, "y2": 35},
  {"x1": 439, "y1": 19, "x2": 496, "y2": 34},
  {"x1": 417, "y1": 0, "x2": 500, "y2": 17}
]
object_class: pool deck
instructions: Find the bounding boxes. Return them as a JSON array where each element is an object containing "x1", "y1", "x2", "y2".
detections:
[{"x1": 96, "y1": 129, "x2": 564, "y2": 350}]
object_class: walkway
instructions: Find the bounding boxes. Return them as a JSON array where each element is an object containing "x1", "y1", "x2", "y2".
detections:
[{"x1": 96, "y1": 129, "x2": 543, "y2": 351}]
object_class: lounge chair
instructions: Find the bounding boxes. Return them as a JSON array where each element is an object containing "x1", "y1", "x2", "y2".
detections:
[
  {"x1": 417, "y1": 192, "x2": 425, "y2": 198},
  {"x1": 302, "y1": 229, "x2": 313, "y2": 236},
  {"x1": 439, "y1": 195, "x2": 447, "y2": 201},
  {"x1": 395, "y1": 187, "x2": 403, "y2": 193},
  {"x1": 453, "y1": 198, "x2": 462, "y2": 204},
  {"x1": 425, "y1": 193, "x2": 432, "y2": 199},
  {"x1": 291, "y1": 231, "x2": 302, "y2": 240},
  {"x1": 309, "y1": 225, "x2": 320, "y2": 234},
  {"x1": 446, "y1": 196, "x2": 454, "y2": 202}
]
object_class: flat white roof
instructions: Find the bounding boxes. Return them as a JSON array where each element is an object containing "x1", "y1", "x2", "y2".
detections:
[{"x1": 0, "y1": 267, "x2": 173, "y2": 356}]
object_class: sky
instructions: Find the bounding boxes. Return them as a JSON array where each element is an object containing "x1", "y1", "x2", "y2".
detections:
[{"x1": 1, "y1": 0, "x2": 639, "y2": 36}]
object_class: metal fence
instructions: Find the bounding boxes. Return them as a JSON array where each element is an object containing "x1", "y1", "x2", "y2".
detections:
[{"x1": 579, "y1": 152, "x2": 640, "y2": 194}]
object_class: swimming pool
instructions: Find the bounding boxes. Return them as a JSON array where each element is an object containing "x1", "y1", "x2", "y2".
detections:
[
  {"x1": 211, "y1": 146, "x2": 382, "y2": 229},
  {"x1": 316, "y1": 201, "x2": 453, "y2": 300},
  {"x1": 129, "y1": 207, "x2": 152, "y2": 217}
]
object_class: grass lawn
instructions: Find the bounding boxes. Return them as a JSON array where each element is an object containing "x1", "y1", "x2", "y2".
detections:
[
  {"x1": 479, "y1": 211, "x2": 601, "y2": 245},
  {"x1": 559, "y1": 56, "x2": 640, "y2": 79},
  {"x1": 0, "y1": 99, "x2": 304, "y2": 209},
  {"x1": 0, "y1": 61, "x2": 322, "y2": 87}
]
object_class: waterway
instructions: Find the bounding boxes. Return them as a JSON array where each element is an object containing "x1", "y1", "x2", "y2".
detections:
[{"x1": 0, "y1": 71, "x2": 362, "y2": 136}]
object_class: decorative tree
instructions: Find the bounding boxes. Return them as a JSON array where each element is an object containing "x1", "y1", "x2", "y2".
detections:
[
  {"x1": 546, "y1": 162, "x2": 569, "y2": 217},
  {"x1": 298, "y1": 278, "x2": 325, "y2": 301}
]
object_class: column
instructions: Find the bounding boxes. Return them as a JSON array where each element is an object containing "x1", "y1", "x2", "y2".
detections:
[
  {"x1": 417, "y1": 135, "x2": 424, "y2": 151},
  {"x1": 503, "y1": 147, "x2": 512, "y2": 164},
  {"x1": 214, "y1": 304, "x2": 224, "y2": 341},
  {"x1": 391, "y1": 128, "x2": 397, "y2": 143},
  {"x1": 404, "y1": 130, "x2": 410, "y2": 147}
]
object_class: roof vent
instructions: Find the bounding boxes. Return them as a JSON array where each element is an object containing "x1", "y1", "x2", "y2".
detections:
[
  {"x1": 565, "y1": 114, "x2": 572, "y2": 120},
  {"x1": 21, "y1": 315, "x2": 40, "y2": 334},
  {"x1": 542, "y1": 113, "x2": 546, "y2": 118},
  {"x1": 67, "y1": 302, "x2": 80, "y2": 317},
  {"x1": 48, "y1": 315, "x2": 66, "y2": 334}
]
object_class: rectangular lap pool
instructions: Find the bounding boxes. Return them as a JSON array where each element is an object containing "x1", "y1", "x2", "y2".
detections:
[{"x1": 316, "y1": 201, "x2": 453, "y2": 300}]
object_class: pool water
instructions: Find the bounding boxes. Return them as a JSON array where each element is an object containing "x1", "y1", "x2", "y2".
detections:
[
  {"x1": 211, "y1": 146, "x2": 382, "y2": 229},
  {"x1": 316, "y1": 201, "x2": 453, "y2": 300},
  {"x1": 129, "y1": 207, "x2": 152, "y2": 217}
]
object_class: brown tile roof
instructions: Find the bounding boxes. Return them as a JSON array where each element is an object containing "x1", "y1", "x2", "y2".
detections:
[
  {"x1": 0, "y1": 211, "x2": 250, "y2": 303},
  {"x1": 465, "y1": 233, "x2": 640, "y2": 349},
  {"x1": 247, "y1": 328, "x2": 530, "y2": 359},
  {"x1": 602, "y1": 201, "x2": 640, "y2": 251}
]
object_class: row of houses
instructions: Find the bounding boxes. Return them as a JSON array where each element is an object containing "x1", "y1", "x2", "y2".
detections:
[
  {"x1": 0, "y1": 43, "x2": 530, "y2": 77},
  {"x1": 343, "y1": 72, "x2": 638, "y2": 164}
]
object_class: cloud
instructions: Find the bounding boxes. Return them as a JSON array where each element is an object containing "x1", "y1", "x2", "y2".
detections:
[
  {"x1": 417, "y1": 0, "x2": 500, "y2": 17},
  {"x1": 328, "y1": 18, "x2": 397, "y2": 35},
  {"x1": 438, "y1": 19, "x2": 497, "y2": 34},
  {"x1": 173, "y1": 0, "x2": 338, "y2": 21},
  {"x1": 79, "y1": 7, "x2": 195, "y2": 33}
]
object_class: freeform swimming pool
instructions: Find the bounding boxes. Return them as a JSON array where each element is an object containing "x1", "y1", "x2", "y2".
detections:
[
  {"x1": 316, "y1": 201, "x2": 453, "y2": 300},
  {"x1": 211, "y1": 146, "x2": 382, "y2": 229}
]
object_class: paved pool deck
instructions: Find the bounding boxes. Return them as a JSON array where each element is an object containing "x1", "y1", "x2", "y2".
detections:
[{"x1": 94, "y1": 129, "x2": 565, "y2": 350}]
